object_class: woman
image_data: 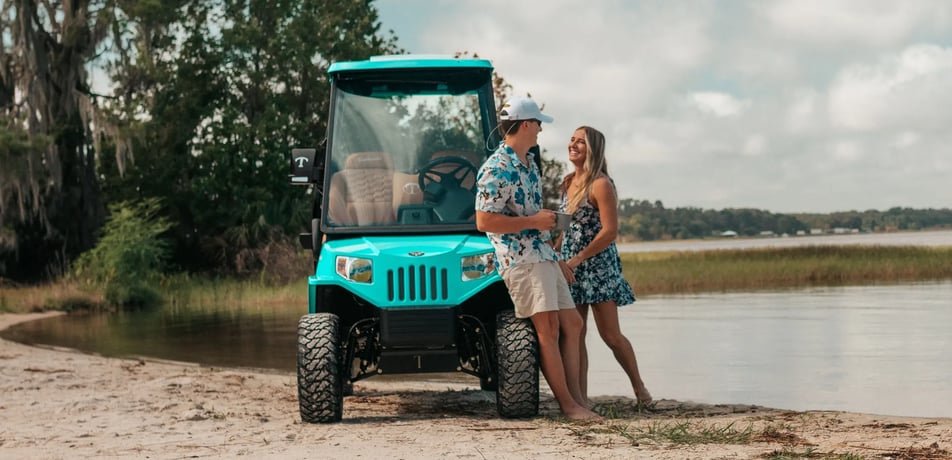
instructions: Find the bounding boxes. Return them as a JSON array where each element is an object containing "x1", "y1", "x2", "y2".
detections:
[{"x1": 558, "y1": 125, "x2": 652, "y2": 406}]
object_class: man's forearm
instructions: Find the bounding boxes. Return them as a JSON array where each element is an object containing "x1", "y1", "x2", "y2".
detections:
[{"x1": 476, "y1": 211, "x2": 532, "y2": 234}]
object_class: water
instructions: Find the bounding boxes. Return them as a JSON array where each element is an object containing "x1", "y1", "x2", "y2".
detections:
[
  {"x1": 4, "y1": 283, "x2": 951, "y2": 418},
  {"x1": 618, "y1": 229, "x2": 952, "y2": 252},
  {"x1": 2, "y1": 307, "x2": 301, "y2": 372},
  {"x1": 596, "y1": 283, "x2": 952, "y2": 418}
]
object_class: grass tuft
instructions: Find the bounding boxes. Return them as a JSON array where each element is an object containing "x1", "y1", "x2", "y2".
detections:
[
  {"x1": 577, "y1": 420, "x2": 755, "y2": 446},
  {"x1": 760, "y1": 447, "x2": 864, "y2": 459}
]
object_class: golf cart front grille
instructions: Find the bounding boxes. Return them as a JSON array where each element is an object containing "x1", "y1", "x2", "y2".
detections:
[{"x1": 386, "y1": 265, "x2": 449, "y2": 301}]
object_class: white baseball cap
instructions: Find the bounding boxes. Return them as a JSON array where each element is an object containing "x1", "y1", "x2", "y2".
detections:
[{"x1": 499, "y1": 97, "x2": 553, "y2": 123}]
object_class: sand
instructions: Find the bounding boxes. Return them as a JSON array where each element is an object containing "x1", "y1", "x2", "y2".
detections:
[{"x1": 1, "y1": 312, "x2": 950, "y2": 459}]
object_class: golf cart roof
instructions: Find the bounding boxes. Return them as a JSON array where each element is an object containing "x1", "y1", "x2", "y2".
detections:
[{"x1": 328, "y1": 55, "x2": 493, "y2": 74}]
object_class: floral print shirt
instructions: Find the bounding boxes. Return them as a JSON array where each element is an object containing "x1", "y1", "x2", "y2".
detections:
[{"x1": 475, "y1": 143, "x2": 558, "y2": 273}]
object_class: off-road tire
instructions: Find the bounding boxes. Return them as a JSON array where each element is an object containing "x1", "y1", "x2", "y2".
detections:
[
  {"x1": 297, "y1": 313, "x2": 344, "y2": 423},
  {"x1": 495, "y1": 310, "x2": 539, "y2": 418}
]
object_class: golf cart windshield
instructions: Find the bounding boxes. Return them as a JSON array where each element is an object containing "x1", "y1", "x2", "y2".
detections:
[{"x1": 323, "y1": 68, "x2": 497, "y2": 233}]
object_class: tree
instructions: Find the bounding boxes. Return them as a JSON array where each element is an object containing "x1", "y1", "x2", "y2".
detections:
[
  {"x1": 0, "y1": 0, "x2": 120, "y2": 281},
  {"x1": 100, "y1": 0, "x2": 400, "y2": 275}
]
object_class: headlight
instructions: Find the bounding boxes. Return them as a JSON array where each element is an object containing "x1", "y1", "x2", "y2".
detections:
[
  {"x1": 336, "y1": 256, "x2": 373, "y2": 283},
  {"x1": 461, "y1": 253, "x2": 496, "y2": 281}
]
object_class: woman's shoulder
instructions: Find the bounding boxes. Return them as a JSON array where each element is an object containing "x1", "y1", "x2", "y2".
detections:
[
  {"x1": 589, "y1": 175, "x2": 618, "y2": 206},
  {"x1": 592, "y1": 174, "x2": 616, "y2": 191}
]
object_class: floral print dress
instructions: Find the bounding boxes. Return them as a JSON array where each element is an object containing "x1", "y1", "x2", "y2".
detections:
[{"x1": 559, "y1": 184, "x2": 636, "y2": 306}]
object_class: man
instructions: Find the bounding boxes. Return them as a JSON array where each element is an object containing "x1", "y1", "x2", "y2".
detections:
[{"x1": 475, "y1": 97, "x2": 599, "y2": 420}]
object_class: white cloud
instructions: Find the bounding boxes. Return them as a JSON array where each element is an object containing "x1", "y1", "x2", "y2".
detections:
[
  {"x1": 758, "y1": 0, "x2": 949, "y2": 47},
  {"x1": 893, "y1": 131, "x2": 920, "y2": 149},
  {"x1": 784, "y1": 89, "x2": 821, "y2": 135},
  {"x1": 376, "y1": 0, "x2": 952, "y2": 212},
  {"x1": 830, "y1": 140, "x2": 862, "y2": 163},
  {"x1": 743, "y1": 135, "x2": 767, "y2": 157},
  {"x1": 829, "y1": 44, "x2": 952, "y2": 131},
  {"x1": 690, "y1": 92, "x2": 748, "y2": 117}
]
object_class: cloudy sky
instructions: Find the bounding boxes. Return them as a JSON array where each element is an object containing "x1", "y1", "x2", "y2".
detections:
[{"x1": 375, "y1": 0, "x2": 952, "y2": 213}]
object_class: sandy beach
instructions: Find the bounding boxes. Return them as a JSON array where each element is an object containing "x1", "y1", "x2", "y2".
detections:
[{"x1": 1, "y1": 312, "x2": 950, "y2": 459}]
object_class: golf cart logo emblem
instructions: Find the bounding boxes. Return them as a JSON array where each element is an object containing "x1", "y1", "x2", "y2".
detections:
[
  {"x1": 294, "y1": 156, "x2": 309, "y2": 168},
  {"x1": 408, "y1": 251, "x2": 424, "y2": 257},
  {"x1": 403, "y1": 182, "x2": 420, "y2": 195}
]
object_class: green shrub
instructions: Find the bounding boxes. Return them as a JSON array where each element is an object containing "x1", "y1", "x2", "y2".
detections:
[{"x1": 72, "y1": 199, "x2": 171, "y2": 308}]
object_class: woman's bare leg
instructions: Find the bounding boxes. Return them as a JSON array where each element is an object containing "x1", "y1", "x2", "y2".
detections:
[{"x1": 590, "y1": 301, "x2": 652, "y2": 404}]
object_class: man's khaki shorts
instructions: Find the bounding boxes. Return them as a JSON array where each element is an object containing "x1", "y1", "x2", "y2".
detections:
[{"x1": 500, "y1": 261, "x2": 575, "y2": 319}]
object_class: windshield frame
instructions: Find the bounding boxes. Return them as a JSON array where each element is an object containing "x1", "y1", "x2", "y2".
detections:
[{"x1": 320, "y1": 66, "x2": 499, "y2": 235}]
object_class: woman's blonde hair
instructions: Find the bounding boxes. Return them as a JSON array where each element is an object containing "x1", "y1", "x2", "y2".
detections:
[{"x1": 561, "y1": 126, "x2": 609, "y2": 213}]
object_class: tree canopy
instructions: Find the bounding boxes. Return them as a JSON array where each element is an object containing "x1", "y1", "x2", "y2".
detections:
[
  {"x1": 2, "y1": 1, "x2": 949, "y2": 283},
  {"x1": 3, "y1": 0, "x2": 399, "y2": 280}
]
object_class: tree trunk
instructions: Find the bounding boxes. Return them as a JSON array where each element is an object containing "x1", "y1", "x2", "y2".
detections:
[{"x1": 0, "y1": 0, "x2": 105, "y2": 281}]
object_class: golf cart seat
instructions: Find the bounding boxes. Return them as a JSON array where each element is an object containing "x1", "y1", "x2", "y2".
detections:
[{"x1": 327, "y1": 151, "x2": 396, "y2": 225}]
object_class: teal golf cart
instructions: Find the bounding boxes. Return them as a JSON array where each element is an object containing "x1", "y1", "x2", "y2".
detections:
[{"x1": 289, "y1": 56, "x2": 539, "y2": 423}]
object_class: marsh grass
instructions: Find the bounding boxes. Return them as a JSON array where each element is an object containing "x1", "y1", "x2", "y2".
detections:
[
  {"x1": 0, "y1": 280, "x2": 102, "y2": 313},
  {"x1": 0, "y1": 275, "x2": 307, "y2": 314},
  {"x1": 3, "y1": 245, "x2": 951, "y2": 313},
  {"x1": 157, "y1": 274, "x2": 307, "y2": 311},
  {"x1": 624, "y1": 245, "x2": 952, "y2": 296}
]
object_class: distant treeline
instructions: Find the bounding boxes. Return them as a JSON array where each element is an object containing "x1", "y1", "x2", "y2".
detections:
[{"x1": 615, "y1": 199, "x2": 952, "y2": 242}]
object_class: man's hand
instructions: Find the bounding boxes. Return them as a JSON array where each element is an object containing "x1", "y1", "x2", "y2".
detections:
[{"x1": 532, "y1": 209, "x2": 557, "y2": 231}]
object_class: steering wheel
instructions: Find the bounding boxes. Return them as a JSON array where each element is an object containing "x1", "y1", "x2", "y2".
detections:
[{"x1": 417, "y1": 156, "x2": 478, "y2": 222}]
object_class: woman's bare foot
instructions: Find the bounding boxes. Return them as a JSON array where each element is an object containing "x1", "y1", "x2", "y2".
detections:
[{"x1": 635, "y1": 387, "x2": 653, "y2": 407}]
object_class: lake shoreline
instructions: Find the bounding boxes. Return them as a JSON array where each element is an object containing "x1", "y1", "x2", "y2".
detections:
[{"x1": 2, "y1": 312, "x2": 950, "y2": 459}]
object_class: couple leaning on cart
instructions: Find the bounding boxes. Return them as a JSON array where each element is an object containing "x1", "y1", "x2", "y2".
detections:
[{"x1": 475, "y1": 96, "x2": 652, "y2": 420}]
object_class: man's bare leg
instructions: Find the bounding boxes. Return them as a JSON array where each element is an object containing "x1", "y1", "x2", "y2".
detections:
[
  {"x1": 575, "y1": 304, "x2": 591, "y2": 404},
  {"x1": 556, "y1": 307, "x2": 588, "y2": 407},
  {"x1": 530, "y1": 311, "x2": 599, "y2": 420}
]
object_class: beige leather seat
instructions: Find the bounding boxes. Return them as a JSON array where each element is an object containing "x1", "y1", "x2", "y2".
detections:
[{"x1": 327, "y1": 152, "x2": 395, "y2": 225}]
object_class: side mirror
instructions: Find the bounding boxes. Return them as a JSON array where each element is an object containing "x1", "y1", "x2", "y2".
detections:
[
  {"x1": 289, "y1": 142, "x2": 326, "y2": 185},
  {"x1": 290, "y1": 148, "x2": 316, "y2": 185}
]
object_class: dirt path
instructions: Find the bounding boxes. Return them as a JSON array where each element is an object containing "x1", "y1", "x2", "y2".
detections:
[{"x1": 1, "y1": 312, "x2": 950, "y2": 459}]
